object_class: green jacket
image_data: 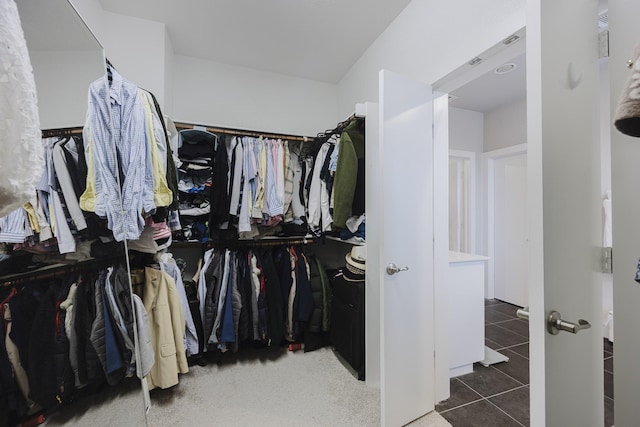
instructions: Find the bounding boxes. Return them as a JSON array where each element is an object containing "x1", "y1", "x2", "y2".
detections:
[{"x1": 332, "y1": 120, "x2": 365, "y2": 228}]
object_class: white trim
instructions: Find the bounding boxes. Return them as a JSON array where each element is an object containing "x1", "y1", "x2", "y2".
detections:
[
  {"x1": 449, "y1": 149, "x2": 477, "y2": 254},
  {"x1": 433, "y1": 92, "x2": 450, "y2": 404},
  {"x1": 483, "y1": 143, "x2": 527, "y2": 299}
]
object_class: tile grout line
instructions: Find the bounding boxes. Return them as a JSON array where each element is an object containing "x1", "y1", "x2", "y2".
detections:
[
  {"x1": 484, "y1": 394, "x2": 527, "y2": 427},
  {"x1": 436, "y1": 396, "x2": 485, "y2": 415},
  {"x1": 436, "y1": 379, "x2": 485, "y2": 414},
  {"x1": 488, "y1": 365, "x2": 528, "y2": 389},
  {"x1": 489, "y1": 322, "x2": 530, "y2": 340}
]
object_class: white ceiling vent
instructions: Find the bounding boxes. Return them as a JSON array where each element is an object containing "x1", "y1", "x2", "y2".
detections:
[
  {"x1": 468, "y1": 57, "x2": 482, "y2": 66},
  {"x1": 599, "y1": 12, "x2": 608, "y2": 30},
  {"x1": 502, "y1": 34, "x2": 520, "y2": 45}
]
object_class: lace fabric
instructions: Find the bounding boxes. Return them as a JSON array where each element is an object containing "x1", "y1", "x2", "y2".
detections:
[{"x1": 0, "y1": 0, "x2": 44, "y2": 217}]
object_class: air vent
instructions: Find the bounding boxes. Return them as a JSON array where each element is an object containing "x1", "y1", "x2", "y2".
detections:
[
  {"x1": 599, "y1": 12, "x2": 608, "y2": 29},
  {"x1": 448, "y1": 94, "x2": 459, "y2": 101},
  {"x1": 502, "y1": 34, "x2": 520, "y2": 45},
  {"x1": 468, "y1": 57, "x2": 482, "y2": 66}
]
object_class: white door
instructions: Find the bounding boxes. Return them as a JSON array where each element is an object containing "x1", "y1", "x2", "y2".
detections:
[
  {"x1": 609, "y1": 0, "x2": 640, "y2": 425},
  {"x1": 528, "y1": 0, "x2": 603, "y2": 425},
  {"x1": 494, "y1": 153, "x2": 528, "y2": 307},
  {"x1": 378, "y1": 70, "x2": 435, "y2": 426}
]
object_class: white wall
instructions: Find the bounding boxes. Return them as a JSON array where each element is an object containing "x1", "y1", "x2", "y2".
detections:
[
  {"x1": 30, "y1": 50, "x2": 105, "y2": 129},
  {"x1": 337, "y1": 0, "x2": 526, "y2": 117},
  {"x1": 70, "y1": 0, "x2": 168, "y2": 110},
  {"x1": 484, "y1": 97, "x2": 527, "y2": 152},
  {"x1": 449, "y1": 107, "x2": 484, "y2": 252},
  {"x1": 171, "y1": 55, "x2": 339, "y2": 136},
  {"x1": 164, "y1": 27, "x2": 175, "y2": 117}
]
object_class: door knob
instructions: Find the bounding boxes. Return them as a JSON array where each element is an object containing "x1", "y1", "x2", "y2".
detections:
[
  {"x1": 547, "y1": 310, "x2": 591, "y2": 335},
  {"x1": 386, "y1": 263, "x2": 409, "y2": 275}
]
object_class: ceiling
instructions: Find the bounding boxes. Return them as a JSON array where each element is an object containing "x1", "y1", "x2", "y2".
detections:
[
  {"x1": 448, "y1": 53, "x2": 527, "y2": 113},
  {"x1": 98, "y1": 0, "x2": 413, "y2": 83}
]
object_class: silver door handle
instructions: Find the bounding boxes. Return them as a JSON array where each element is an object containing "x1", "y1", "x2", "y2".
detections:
[
  {"x1": 516, "y1": 307, "x2": 529, "y2": 321},
  {"x1": 386, "y1": 263, "x2": 409, "y2": 275},
  {"x1": 547, "y1": 310, "x2": 591, "y2": 335}
]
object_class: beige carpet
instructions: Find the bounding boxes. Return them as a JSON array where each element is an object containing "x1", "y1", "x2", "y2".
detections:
[{"x1": 43, "y1": 346, "x2": 450, "y2": 426}]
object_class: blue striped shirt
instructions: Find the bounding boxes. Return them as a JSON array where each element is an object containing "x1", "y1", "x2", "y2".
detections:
[{"x1": 83, "y1": 69, "x2": 153, "y2": 241}]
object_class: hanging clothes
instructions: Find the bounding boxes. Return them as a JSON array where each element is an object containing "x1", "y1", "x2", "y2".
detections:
[
  {"x1": 332, "y1": 119, "x2": 365, "y2": 228},
  {"x1": 142, "y1": 266, "x2": 188, "y2": 390},
  {"x1": 81, "y1": 67, "x2": 174, "y2": 242}
]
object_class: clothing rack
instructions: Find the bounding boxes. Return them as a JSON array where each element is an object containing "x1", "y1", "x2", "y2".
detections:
[
  {"x1": 204, "y1": 237, "x2": 314, "y2": 249},
  {"x1": 41, "y1": 126, "x2": 83, "y2": 138},
  {"x1": 0, "y1": 255, "x2": 125, "y2": 288},
  {"x1": 174, "y1": 122, "x2": 314, "y2": 143},
  {"x1": 314, "y1": 113, "x2": 361, "y2": 144}
]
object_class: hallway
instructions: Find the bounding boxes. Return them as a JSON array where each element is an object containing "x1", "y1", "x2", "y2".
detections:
[{"x1": 436, "y1": 299, "x2": 614, "y2": 426}]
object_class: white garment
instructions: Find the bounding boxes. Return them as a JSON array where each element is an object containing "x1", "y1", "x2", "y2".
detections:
[
  {"x1": 0, "y1": 0, "x2": 44, "y2": 218},
  {"x1": 289, "y1": 148, "x2": 306, "y2": 221},
  {"x1": 275, "y1": 139, "x2": 285, "y2": 206},
  {"x1": 307, "y1": 143, "x2": 333, "y2": 231}
]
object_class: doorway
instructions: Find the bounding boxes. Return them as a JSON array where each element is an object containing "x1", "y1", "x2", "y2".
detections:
[{"x1": 485, "y1": 146, "x2": 528, "y2": 307}]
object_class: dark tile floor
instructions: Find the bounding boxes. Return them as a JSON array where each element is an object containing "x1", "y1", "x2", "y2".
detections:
[{"x1": 436, "y1": 299, "x2": 614, "y2": 427}]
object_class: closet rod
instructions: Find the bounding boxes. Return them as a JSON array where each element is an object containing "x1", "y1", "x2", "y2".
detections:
[
  {"x1": 174, "y1": 122, "x2": 313, "y2": 142},
  {"x1": 205, "y1": 237, "x2": 314, "y2": 249},
  {"x1": 41, "y1": 126, "x2": 83, "y2": 138},
  {"x1": 0, "y1": 255, "x2": 124, "y2": 288}
]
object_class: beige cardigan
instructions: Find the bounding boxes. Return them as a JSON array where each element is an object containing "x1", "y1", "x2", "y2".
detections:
[{"x1": 143, "y1": 267, "x2": 189, "y2": 390}]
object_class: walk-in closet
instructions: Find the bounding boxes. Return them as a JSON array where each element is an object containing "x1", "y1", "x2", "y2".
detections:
[{"x1": 2, "y1": 0, "x2": 634, "y2": 426}]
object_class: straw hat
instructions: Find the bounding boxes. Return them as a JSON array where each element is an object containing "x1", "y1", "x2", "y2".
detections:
[{"x1": 343, "y1": 245, "x2": 366, "y2": 282}]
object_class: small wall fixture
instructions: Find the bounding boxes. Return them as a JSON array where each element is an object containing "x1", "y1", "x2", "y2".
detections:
[{"x1": 494, "y1": 63, "x2": 517, "y2": 75}]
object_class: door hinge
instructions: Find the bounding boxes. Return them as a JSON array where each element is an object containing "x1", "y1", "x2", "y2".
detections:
[
  {"x1": 599, "y1": 30, "x2": 610, "y2": 59},
  {"x1": 602, "y1": 247, "x2": 613, "y2": 274}
]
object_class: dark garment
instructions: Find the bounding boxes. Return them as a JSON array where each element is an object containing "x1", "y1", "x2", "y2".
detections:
[
  {"x1": 100, "y1": 275, "x2": 123, "y2": 376},
  {"x1": 90, "y1": 271, "x2": 123, "y2": 385},
  {"x1": 273, "y1": 246, "x2": 293, "y2": 319},
  {"x1": 178, "y1": 129, "x2": 216, "y2": 159},
  {"x1": 319, "y1": 143, "x2": 335, "y2": 197},
  {"x1": 74, "y1": 272, "x2": 103, "y2": 386},
  {"x1": 255, "y1": 255, "x2": 269, "y2": 343},
  {"x1": 105, "y1": 265, "x2": 135, "y2": 373},
  {"x1": 352, "y1": 157, "x2": 366, "y2": 217},
  {"x1": 306, "y1": 255, "x2": 327, "y2": 334},
  {"x1": 53, "y1": 306, "x2": 74, "y2": 406},
  {"x1": 8, "y1": 286, "x2": 41, "y2": 373},
  {"x1": 293, "y1": 249, "x2": 314, "y2": 339},
  {"x1": 236, "y1": 252, "x2": 251, "y2": 343},
  {"x1": 59, "y1": 136, "x2": 85, "y2": 200},
  {"x1": 27, "y1": 281, "x2": 69, "y2": 409},
  {"x1": 220, "y1": 253, "x2": 236, "y2": 344},
  {"x1": 259, "y1": 248, "x2": 284, "y2": 345},
  {"x1": 0, "y1": 308, "x2": 26, "y2": 427},
  {"x1": 209, "y1": 135, "x2": 231, "y2": 234},
  {"x1": 203, "y1": 250, "x2": 224, "y2": 346}
]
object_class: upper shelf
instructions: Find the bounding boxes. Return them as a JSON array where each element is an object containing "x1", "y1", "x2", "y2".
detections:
[{"x1": 449, "y1": 251, "x2": 490, "y2": 263}]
